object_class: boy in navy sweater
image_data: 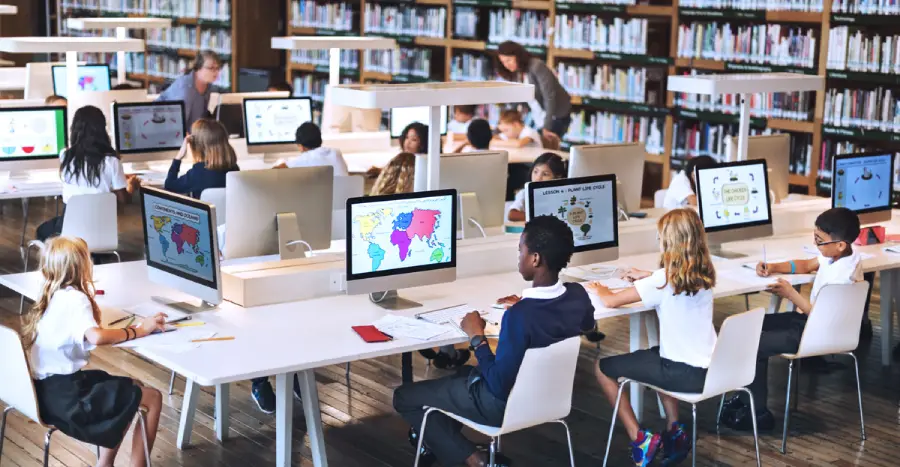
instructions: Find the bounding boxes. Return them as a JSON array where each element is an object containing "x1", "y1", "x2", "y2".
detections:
[{"x1": 393, "y1": 215, "x2": 595, "y2": 467}]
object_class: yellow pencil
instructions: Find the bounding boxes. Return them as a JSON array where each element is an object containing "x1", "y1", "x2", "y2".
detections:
[{"x1": 191, "y1": 336, "x2": 235, "y2": 343}]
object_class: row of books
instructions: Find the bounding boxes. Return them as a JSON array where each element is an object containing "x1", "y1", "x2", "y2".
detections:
[
  {"x1": 673, "y1": 127, "x2": 814, "y2": 175},
  {"x1": 200, "y1": 29, "x2": 231, "y2": 55},
  {"x1": 817, "y1": 141, "x2": 900, "y2": 186},
  {"x1": 557, "y1": 0, "x2": 636, "y2": 5},
  {"x1": 199, "y1": 0, "x2": 230, "y2": 21},
  {"x1": 98, "y1": 0, "x2": 143, "y2": 13},
  {"x1": 823, "y1": 87, "x2": 900, "y2": 132},
  {"x1": 146, "y1": 25, "x2": 197, "y2": 50},
  {"x1": 827, "y1": 27, "x2": 900, "y2": 75},
  {"x1": 147, "y1": 0, "x2": 198, "y2": 17},
  {"x1": 450, "y1": 53, "x2": 494, "y2": 82},
  {"x1": 488, "y1": 10, "x2": 550, "y2": 47},
  {"x1": 677, "y1": 23, "x2": 817, "y2": 69},
  {"x1": 831, "y1": 0, "x2": 900, "y2": 14},
  {"x1": 290, "y1": 1, "x2": 354, "y2": 31},
  {"x1": 557, "y1": 62, "x2": 648, "y2": 103},
  {"x1": 455, "y1": 7, "x2": 478, "y2": 39},
  {"x1": 553, "y1": 16, "x2": 648, "y2": 55},
  {"x1": 291, "y1": 49, "x2": 359, "y2": 70},
  {"x1": 679, "y1": 0, "x2": 823, "y2": 10},
  {"x1": 363, "y1": 5, "x2": 446, "y2": 38},
  {"x1": 364, "y1": 48, "x2": 432, "y2": 78},
  {"x1": 564, "y1": 110, "x2": 665, "y2": 155},
  {"x1": 674, "y1": 90, "x2": 814, "y2": 120}
]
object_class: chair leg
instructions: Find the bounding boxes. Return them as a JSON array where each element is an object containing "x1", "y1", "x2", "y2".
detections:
[
  {"x1": 496, "y1": 435, "x2": 501, "y2": 452},
  {"x1": 691, "y1": 404, "x2": 697, "y2": 467},
  {"x1": 346, "y1": 363, "x2": 351, "y2": 379},
  {"x1": 0, "y1": 406, "x2": 13, "y2": 458},
  {"x1": 489, "y1": 438, "x2": 496, "y2": 467},
  {"x1": 602, "y1": 379, "x2": 630, "y2": 467},
  {"x1": 168, "y1": 371, "x2": 176, "y2": 395},
  {"x1": 557, "y1": 420, "x2": 576, "y2": 467},
  {"x1": 793, "y1": 359, "x2": 801, "y2": 412},
  {"x1": 848, "y1": 352, "x2": 866, "y2": 441},
  {"x1": 138, "y1": 408, "x2": 152, "y2": 467},
  {"x1": 744, "y1": 294, "x2": 750, "y2": 311},
  {"x1": 740, "y1": 388, "x2": 762, "y2": 467},
  {"x1": 413, "y1": 408, "x2": 437, "y2": 467},
  {"x1": 112, "y1": 251, "x2": 122, "y2": 263},
  {"x1": 95, "y1": 445, "x2": 100, "y2": 461},
  {"x1": 43, "y1": 428, "x2": 56, "y2": 467},
  {"x1": 781, "y1": 360, "x2": 795, "y2": 454},
  {"x1": 715, "y1": 394, "x2": 726, "y2": 434}
]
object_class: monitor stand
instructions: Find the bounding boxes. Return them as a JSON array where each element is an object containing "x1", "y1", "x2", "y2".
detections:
[
  {"x1": 459, "y1": 192, "x2": 487, "y2": 239},
  {"x1": 150, "y1": 295, "x2": 217, "y2": 315},
  {"x1": 709, "y1": 243, "x2": 747, "y2": 259},
  {"x1": 276, "y1": 212, "x2": 311, "y2": 260},
  {"x1": 369, "y1": 290, "x2": 422, "y2": 311}
]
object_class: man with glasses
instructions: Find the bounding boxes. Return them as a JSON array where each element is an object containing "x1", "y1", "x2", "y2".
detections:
[{"x1": 158, "y1": 50, "x2": 222, "y2": 128}]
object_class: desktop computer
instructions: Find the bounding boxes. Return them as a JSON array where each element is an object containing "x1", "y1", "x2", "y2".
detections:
[
  {"x1": 526, "y1": 174, "x2": 619, "y2": 267},
  {"x1": 695, "y1": 159, "x2": 773, "y2": 258},
  {"x1": 242, "y1": 96, "x2": 313, "y2": 154},
  {"x1": 213, "y1": 91, "x2": 291, "y2": 139},
  {"x1": 112, "y1": 101, "x2": 187, "y2": 164},
  {"x1": 832, "y1": 151, "x2": 894, "y2": 225},
  {"x1": 25, "y1": 61, "x2": 86, "y2": 100},
  {"x1": 438, "y1": 151, "x2": 508, "y2": 238},
  {"x1": 728, "y1": 134, "x2": 790, "y2": 204},
  {"x1": 568, "y1": 143, "x2": 646, "y2": 219},
  {"x1": 51, "y1": 64, "x2": 112, "y2": 97},
  {"x1": 345, "y1": 189, "x2": 457, "y2": 309},
  {"x1": 389, "y1": 106, "x2": 448, "y2": 138},
  {"x1": 224, "y1": 166, "x2": 334, "y2": 260},
  {"x1": 0, "y1": 105, "x2": 67, "y2": 171}
]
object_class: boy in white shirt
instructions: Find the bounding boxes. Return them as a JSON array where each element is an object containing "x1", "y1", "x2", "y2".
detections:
[
  {"x1": 721, "y1": 207, "x2": 864, "y2": 431},
  {"x1": 447, "y1": 104, "x2": 475, "y2": 135},
  {"x1": 662, "y1": 156, "x2": 718, "y2": 210},
  {"x1": 273, "y1": 122, "x2": 348, "y2": 176},
  {"x1": 493, "y1": 109, "x2": 543, "y2": 149}
]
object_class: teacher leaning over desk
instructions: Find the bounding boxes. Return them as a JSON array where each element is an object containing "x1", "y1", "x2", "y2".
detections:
[{"x1": 157, "y1": 50, "x2": 223, "y2": 128}]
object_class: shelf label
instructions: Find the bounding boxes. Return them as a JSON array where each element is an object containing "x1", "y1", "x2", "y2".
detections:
[
  {"x1": 680, "y1": 8, "x2": 763, "y2": 20},
  {"x1": 557, "y1": 3, "x2": 627, "y2": 13}
]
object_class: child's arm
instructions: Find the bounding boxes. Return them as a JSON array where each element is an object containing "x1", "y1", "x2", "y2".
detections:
[
  {"x1": 84, "y1": 313, "x2": 167, "y2": 346},
  {"x1": 507, "y1": 208, "x2": 525, "y2": 222},
  {"x1": 585, "y1": 283, "x2": 641, "y2": 308},
  {"x1": 756, "y1": 258, "x2": 819, "y2": 277},
  {"x1": 766, "y1": 278, "x2": 812, "y2": 314}
]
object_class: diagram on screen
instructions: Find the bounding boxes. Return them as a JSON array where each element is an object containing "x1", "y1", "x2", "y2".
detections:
[
  {"x1": 834, "y1": 157, "x2": 891, "y2": 210},
  {"x1": 531, "y1": 182, "x2": 615, "y2": 247},
  {"x1": 145, "y1": 201, "x2": 214, "y2": 282},
  {"x1": 702, "y1": 167, "x2": 767, "y2": 225},
  {"x1": 118, "y1": 106, "x2": 183, "y2": 151},
  {"x1": 0, "y1": 110, "x2": 64, "y2": 158},
  {"x1": 553, "y1": 195, "x2": 595, "y2": 243},
  {"x1": 249, "y1": 101, "x2": 307, "y2": 143}
]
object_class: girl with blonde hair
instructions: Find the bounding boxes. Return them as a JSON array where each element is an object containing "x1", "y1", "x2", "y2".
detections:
[
  {"x1": 586, "y1": 208, "x2": 717, "y2": 466},
  {"x1": 24, "y1": 236, "x2": 167, "y2": 467},
  {"x1": 164, "y1": 118, "x2": 240, "y2": 199}
]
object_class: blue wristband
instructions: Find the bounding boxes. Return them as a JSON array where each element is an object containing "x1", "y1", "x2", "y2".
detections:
[{"x1": 789, "y1": 260, "x2": 796, "y2": 274}]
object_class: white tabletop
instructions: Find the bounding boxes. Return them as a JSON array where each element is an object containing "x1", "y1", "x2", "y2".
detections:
[
  {"x1": 0, "y1": 5, "x2": 16, "y2": 15},
  {"x1": 330, "y1": 81, "x2": 535, "y2": 109},
  {"x1": 66, "y1": 17, "x2": 173, "y2": 30},
  {"x1": 0, "y1": 37, "x2": 145, "y2": 54},
  {"x1": 667, "y1": 72, "x2": 824, "y2": 95},
  {"x1": 271, "y1": 36, "x2": 397, "y2": 51}
]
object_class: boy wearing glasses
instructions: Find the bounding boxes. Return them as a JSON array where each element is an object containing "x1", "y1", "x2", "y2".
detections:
[{"x1": 720, "y1": 207, "x2": 863, "y2": 431}]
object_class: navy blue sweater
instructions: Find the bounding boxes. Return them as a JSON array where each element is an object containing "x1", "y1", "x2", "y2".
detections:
[
  {"x1": 164, "y1": 159, "x2": 239, "y2": 199},
  {"x1": 474, "y1": 283, "x2": 595, "y2": 401}
]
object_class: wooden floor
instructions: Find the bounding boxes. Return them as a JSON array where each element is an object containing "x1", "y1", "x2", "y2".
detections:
[{"x1": 1, "y1": 197, "x2": 899, "y2": 467}]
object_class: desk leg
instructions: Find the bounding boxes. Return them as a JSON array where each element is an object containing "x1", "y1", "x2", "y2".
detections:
[
  {"x1": 176, "y1": 379, "x2": 199, "y2": 449},
  {"x1": 402, "y1": 352, "x2": 413, "y2": 383},
  {"x1": 276, "y1": 372, "x2": 295, "y2": 467},
  {"x1": 20, "y1": 198, "x2": 29, "y2": 247},
  {"x1": 629, "y1": 313, "x2": 645, "y2": 423},
  {"x1": 881, "y1": 270, "x2": 895, "y2": 366},
  {"x1": 768, "y1": 295, "x2": 782, "y2": 314},
  {"x1": 298, "y1": 369, "x2": 328, "y2": 467},
  {"x1": 215, "y1": 383, "x2": 229, "y2": 442}
]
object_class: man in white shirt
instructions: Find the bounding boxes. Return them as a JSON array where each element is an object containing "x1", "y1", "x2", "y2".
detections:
[{"x1": 273, "y1": 122, "x2": 348, "y2": 176}]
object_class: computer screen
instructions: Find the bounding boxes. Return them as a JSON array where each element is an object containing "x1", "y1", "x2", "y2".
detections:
[
  {"x1": 215, "y1": 103, "x2": 244, "y2": 137},
  {"x1": 527, "y1": 175, "x2": 619, "y2": 252},
  {"x1": 113, "y1": 101, "x2": 186, "y2": 154},
  {"x1": 346, "y1": 189, "x2": 457, "y2": 281},
  {"x1": 833, "y1": 152, "x2": 894, "y2": 214},
  {"x1": 243, "y1": 97, "x2": 313, "y2": 146},
  {"x1": 51, "y1": 65, "x2": 112, "y2": 97},
  {"x1": 695, "y1": 159, "x2": 772, "y2": 232},
  {"x1": 389, "y1": 106, "x2": 449, "y2": 138},
  {"x1": 0, "y1": 106, "x2": 67, "y2": 161}
]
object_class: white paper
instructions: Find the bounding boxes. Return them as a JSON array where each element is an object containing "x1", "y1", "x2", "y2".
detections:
[
  {"x1": 372, "y1": 314, "x2": 458, "y2": 341},
  {"x1": 565, "y1": 265, "x2": 620, "y2": 282},
  {"x1": 416, "y1": 304, "x2": 478, "y2": 324}
]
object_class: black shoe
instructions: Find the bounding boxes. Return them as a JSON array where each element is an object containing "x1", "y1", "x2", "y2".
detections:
[
  {"x1": 433, "y1": 349, "x2": 471, "y2": 370},
  {"x1": 584, "y1": 329, "x2": 606, "y2": 343},
  {"x1": 718, "y1": 394, "x2": 747, "y2": 423},
  {"x1": 419, "y1": 348, "x2": 439, "y2": 360},
  {"x1": 407, "y1": 427, "x2": 436, "y2": 467},
  {"x1": 476, "y1": 449, "x2": 512, "y2": 467},
  {"x1": 251, "y1": 381, "x2": 276, "y2": 414},
  {"x1": 860, "y1": 320, "x2": 873, "y2": 341},
  {"x1": 723, "y1": 406, "x2": 775, "y2": 432},
  {"x1": 293, "y1": 374, "x2": 303, "y2": 401}
]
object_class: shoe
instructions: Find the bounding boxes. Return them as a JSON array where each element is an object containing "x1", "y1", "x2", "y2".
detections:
[
  {"x1": 407, "y1": 427, "x2": 436, "y2": 467},
  {"x1": 723, "y1": 406, "x2": 775, "y2": 432},
  {"x1": 433, "y1": 349, "x2": 471, "y2": 370},
  {"x1": 860, "y1": 320, "x2": 873, "y2": 341},
  {"x1": 584, "y1": 329, "x2": 606, "y2": 343},
  {"x1": 660, "y1": 422, "x2": 691, "y2": 466},
  {"x1": 630, "y1": 429, "x2": 661, "y2": 467},
  {"x1": 251, "y1": 381, "x2": 276, "y2": 414},
  {"x1": 293, "y1": 374, "x2": 303, "y2": 401},
  {"x1": 718, "y1": 394, "x2": 747, "y2": 424},
  {"x1": 418, "y1": 348, "x2": 439, "y2": 360},
  {"x1": 476, "y1": 449, "x2": 512, "y2": 467}
]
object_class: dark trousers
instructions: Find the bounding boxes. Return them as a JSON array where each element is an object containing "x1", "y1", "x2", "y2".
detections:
[
  {"x1": 863, "y1": 271, "x2": 875, "y2": 321},
  {"x1": 545, "y1": 115, "x2": 572, "y2": 138},
  {"x1": 747, "y1": 313, "x2": 808, "y2": 411},
  {"x1": 393, "y1": 366, "x2": 506, "y2": 466},
  {"x1": 36, "y1": 215, "x2": 64, "y2": 242}
]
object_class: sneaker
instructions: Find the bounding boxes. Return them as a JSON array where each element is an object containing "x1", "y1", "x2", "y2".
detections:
[
  {"x1": 293, "y1": 374, "x2": 303, "y2": 401},
  {"x1": 251, "y1": 381, "x2": 276, "y2": 414},
  {"x1": 661, "y1": 422, "x2": 691, "y2": 466},
  {"x1": 630, "y1": 429, "x2": 661, "y2": 467},
  {"x1": 407, "y1": 427, "x2": 436, "y2": 467},
  {"x1": 718, "y1": 394, "x2": 747, "y2": 424},
  {"x1": 584, "y1": 329, "x2": 606, "y2": 343},
  {"x1": 723, "y1": 406, "x2": 775, "y2": 432}
]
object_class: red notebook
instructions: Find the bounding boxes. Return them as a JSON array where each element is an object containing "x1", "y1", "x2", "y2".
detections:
[{"x1": 352, "y1": 325, "x2": 393, "y2": 343}]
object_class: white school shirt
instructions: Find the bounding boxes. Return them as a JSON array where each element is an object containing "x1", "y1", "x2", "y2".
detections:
[
  {"x1": 30, "y1": 287, "x2": 98, "y2": 380},
  {"x1": 510, "y1": 189, "x2": 527, "y2": 212},
  {"x1": 447, "y1": 118, "x2": 471, "y2": 134},
  {"x1": 663, "y1": 171, "x2": 695, "y2": 210},
  {"x1": 634, "y1": 269, "x2": 717, "y2": 368},
  {"x1": 59, "y1": 150, "x2": 128, "y2": 204},
  {"x1": 810, "y1": 251, "x2": 863, "y2": 303},
  {"x1": 500, "y1": 126, "x2": 544, "y2": 149},
  {"x1": 285, "y1": 147, "x2": 349, "y2": 176}
]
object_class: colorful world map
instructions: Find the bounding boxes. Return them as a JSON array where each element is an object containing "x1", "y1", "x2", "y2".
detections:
[
  {"x1": 150, "y1": 215, "x2": 207, "y2": 267},
  {"x1": 354, "y1": 208, "x2": 447, "y2": 272}
]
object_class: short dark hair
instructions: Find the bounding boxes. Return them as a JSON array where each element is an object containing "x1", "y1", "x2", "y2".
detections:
[
  {"x1": 533, "y1": 152, "x2": 566, "y2": 178},
  {"x1": 191, "y1": 50, "x2": 221, "y2": 73},
  {"x1": 495, "y1": 41, "x2": 530, "y2": 81},
  {"x1": 111, "y1": 83, "x2": 137, "y2": 90},
  {"x1": 44, "y1": 95, "x2": 66, "y2": 105},
  {"x1": 400, "y1": 122, "x2": 428, "y2": 153},
  {"x1": 523, "y1": 215, "x2": 575, "y2": 272},
  {"x1": 466, "y1": 118, "x2": 492, "y2": 150},
  {"x1": 685, "y1": 155, "x2": 718, "y2": 192},
  {"x1": 815, "y1": 208, "x2": 861, "y2": 243},
  {"x1": 295, "y1": 122, "x2": 323, "y2": 149},
  {"x1": 268, "y1": 81, "x2": 293, "y2": 94},
  {"x1": 454, "y1": 105, "x2": 476, "y2": 116}
]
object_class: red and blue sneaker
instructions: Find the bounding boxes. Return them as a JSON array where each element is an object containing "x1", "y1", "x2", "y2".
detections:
[
  {"x1": 661, "y1": 422, "x2": 692, "y2": 466},
  {"x1": 630, "y1": 429, "x2": 661, "y2": 467}
]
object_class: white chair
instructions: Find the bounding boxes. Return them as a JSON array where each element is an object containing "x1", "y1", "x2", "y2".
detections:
[
  {"x1": 653, "y1": 189, "x2": 668, "y2": 209},
  {"x1": 603, "y1": 308, "x2": 766, "y2": 467},
  {"x1": 414, "y1": 337, "x2": 581, "y2": 467},
  {"x1": 0, "y1": 325, "x2": 151, "y2": 467},
  {"x1": 200, "y1": 188, "x2": 227, "y2": 226},
  {"x1": 778, "y1": 282, "x2": 869, "y2": 454}
]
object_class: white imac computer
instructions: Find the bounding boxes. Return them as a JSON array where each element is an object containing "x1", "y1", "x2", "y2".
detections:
[
  {"x1": 25, "y1": 61, "x2": 86, "y2": 100},
  {"x1": 0, "y1": 106, "x2": 68, "y2": 172},
  {"x1": 568, "y1": 143, "x2": 646, "y2": 219},
  {"x1": 832, "y1": 151, "x2": 894, "y2": 225},
  {"x1": 730, "y1": 133, "x2": 790, "y2": 204},
  {"x1": 695, "y1": 159, "x2": 773, "y2": 258},
  {"x1": 242, "y1": 96, "x2": 313, "y2": 154},
  {"x1": 112, "y1": 101, "x2": 187, "y2": 164},
  {"x1": 213, "y1": 91, "x2": 290, "y2": 138},
  {"x1": 526, "y1": 174, "x2": 619, "y2": 267},
  {"x1": 437, "y1": 151, "x2": 508, "y2": 238},
  {"x1": 224, "y1": 166, "x2": 334, "y2": 260},
  {"x1": 389, "y1": 106, "x2": 449, "y2": 138},
  {"x1": 346, "y1": 189, "x2": 457, "y2": 309},
  {"x1": 138, "y1": 185, "x2": 222, "y2": 312},
  {"x1": 51, "y1": 64, "x2": 112, "y2": 97}
]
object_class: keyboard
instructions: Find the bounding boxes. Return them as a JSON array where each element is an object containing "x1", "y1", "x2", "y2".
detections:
[
  {"x1": 125, "y1": 301, "x2": 190, "y2": 323},
  {"x1": 416, "y1": 304, "x2": 478, "y2": 325}
]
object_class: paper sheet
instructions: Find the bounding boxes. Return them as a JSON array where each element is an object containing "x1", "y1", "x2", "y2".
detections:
[
  {"x1": 564, "y1": 265, "x2": 620, "y2": 282},
  {"x1": 372, "y1": 315, "x2": 459, "y2": 341}
]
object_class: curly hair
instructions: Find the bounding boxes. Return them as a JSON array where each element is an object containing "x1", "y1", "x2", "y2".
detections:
[
  {"x1": 371, "y1": 152, "x2": 416, "y2": 195},
  {"x1": 522, "y1": 215, "x2": 575, "y2": 272},
  {"x1": 657, "y1": 208, "x2": 716, "y2": 296}
]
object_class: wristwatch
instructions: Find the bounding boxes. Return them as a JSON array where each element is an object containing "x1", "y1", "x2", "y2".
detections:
[{"x1": 469, "y1": 335, "x2": 487, "y2": 350}]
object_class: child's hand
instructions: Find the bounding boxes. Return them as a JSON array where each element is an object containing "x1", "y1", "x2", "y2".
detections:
[
  {"x1": 496, "y1": 295, "x2": 521, "y2": 307},
  {"x1": 622, "y1": 268, "x2": 651, "y2": 282},
  {"x1": 765, "y1": 278, "x2": 793, "y2": 298},
  {"x1": 756, "y1": 262, "x2": 770, "y2": 277},
  {"x1": 136, "y1": 313, "x2": 167, "y2": 337},
  {"x1": 126, "y1": 174, "x2": 142, "y2": 192},
  {"x1": 176, "y1": 136, "x2": 191, "y2": 161},
  {"x1": 585, "y1": 281, "x2": 611, "y2": 296},
  {"x1": 460, "y1": 311, "x2": 486, "y2": 338}
]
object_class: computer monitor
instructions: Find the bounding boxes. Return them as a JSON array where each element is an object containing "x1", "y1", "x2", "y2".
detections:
[
  {"x1": 111, "y1": 101, "x2": 187, "y2": 163},
  {"x1": 138, "y1": 185, "x2": 222, "y2": 307},
  {"x1": 214, "y1": 91, "x2": 291, "y2": 139},
  {"x1": 832, "y1": 151, "x2": 895, "y2": 225},
  {"x1": 345, "y1": 189, "x2": 457, "y2": 309},
  {"x1": 0, "y1": 106, "x2": 67, "y2": 171},
  {"x1": 742, "y1": 134, "x2": 790, "y2": 204},
  {"x1": 437, "y1": 151, "x2": 508, "y2": 238},
  {"x1": 389, "y1": 106, "x2": 448, "y2": 138},
  {"x1": 51, "y1": 65, "x2": 112, "y2": 97},
  {"x1": 568, "y1": 143, "x2": 646, "y2": 218},
  {"x1": 526, "y1": 175, "x2": 619, "y2": 267},
  {"x1": 25, "y1": 61, "x2": 86, "y2": 100},
  {"x1": 695, "y1": 159, "x2": 773, "y2": 258},
  {"x1": 242, "y1": 96, "x2": 313, "y2": 154},
  {"x1": 237, "y1": 67, "x2": 276, "y2": 92},
  {"x1": 224, "y1": 166, "x2": 334, "y2": 260}
]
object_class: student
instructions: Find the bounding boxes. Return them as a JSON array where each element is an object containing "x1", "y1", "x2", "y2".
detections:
[
  {"x1": 394, "y1": 215, "x2": 595, "y2": 467},
  {"x1": 164, "y1": 118, "x2": 240, "y2": 199},
  {"x1": 24, "y1": 236, "x2": 166, "y2": 467},
  {"x1": 493, "y1": 109, "x2": 543, "y2": 149},
  {"x1": 448, "y1": 104, "x2": 476, "y2": 134},
  {"x1": 273, "y1": 122, "x2": 348, "y2": 176},
  {"x1": 587, "y1": 208, "x2": 717, "y2": 466},
  {"x1": 720, "y1": 207, "x2": 863, "y2": 431},
  {"x1": 267, "y1": 81, "x2": 294, "y2": 94},
  {"x1": 36, "y1": 106, "x2": 140, "y2": 241},
  {"x1": 399, "y1": 122, "x2": 428, "y2": 154},
  {"x1": 662, "y1": 155, "x2": 718, "y2": 210},
  {"x1": 45, "y1": 95, "x2": 67, "y2": 106},
  {"x1": 507, "y1": 152, "x2": 566, "y2": 222},
  {"x1": 452, "y1": 118, "x2": 492, "y2": 153},
  {"x1": 371, "y1": 152, "x2": 416, "y2": 196},
  {"x1": 157, "y1": 50, "x2": 222, "y2": 128},
  {"x1": 111, "y1": 83, "x2": 137, "y2": 90}
]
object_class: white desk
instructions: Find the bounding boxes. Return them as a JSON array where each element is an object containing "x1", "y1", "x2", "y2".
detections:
[
  {"x1": 65, "y1": 17, "x2": 172, "y2": 84},
  {"x1": 0, "y1": 5, "x2": 16, "y2": 67},
  {"x1": 271, "y1": 36, "x2": 396, "y2": 86}
]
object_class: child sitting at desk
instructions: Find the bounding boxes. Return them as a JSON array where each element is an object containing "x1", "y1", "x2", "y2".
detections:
[
  {"x1": 587, "y1": 208, "x2": 717, "y2": 466},
  {"x1": 272, "y1": 122, "x2": 348, "y2": 176},
  {"x1": 719, "y1": 207, "x2": 864, "y2": 432},
  {"x1": 24, "y1": 236, "x2": 167, "y2": 467},
  {"x1": 507, "y1": 152, "x2": 566, "y2": 222},
  {"x1": 164, "y1": 118, "x2": 240, "y2": 199},
  {"x1": 492, "y1": 109, "x2": 543, "y2": 149},
  {"x1": 451, "y1": 118, "x2": 492, "y2": 153},
  {"x1": 662, "y1": 155, "x2": 717, "y2": 210},
  {"x1": 394, "y1": 215, "x2": 595, "y2": 467},
  {"x1": 448, "y1": 104, "x2": 476, "y2": 136}
]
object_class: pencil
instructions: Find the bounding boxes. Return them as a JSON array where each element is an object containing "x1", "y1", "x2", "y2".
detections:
[
  {"x1": 191, "y1": 336, "x2": 235, "y2": 343},
  {"x1": 109, "y1": 314, "x2": 134, "y2": 326}
]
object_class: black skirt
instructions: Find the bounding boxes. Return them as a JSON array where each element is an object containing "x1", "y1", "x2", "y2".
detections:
[{"x1": 33, "y1": 370, "x2": 142, "y2": 448}]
